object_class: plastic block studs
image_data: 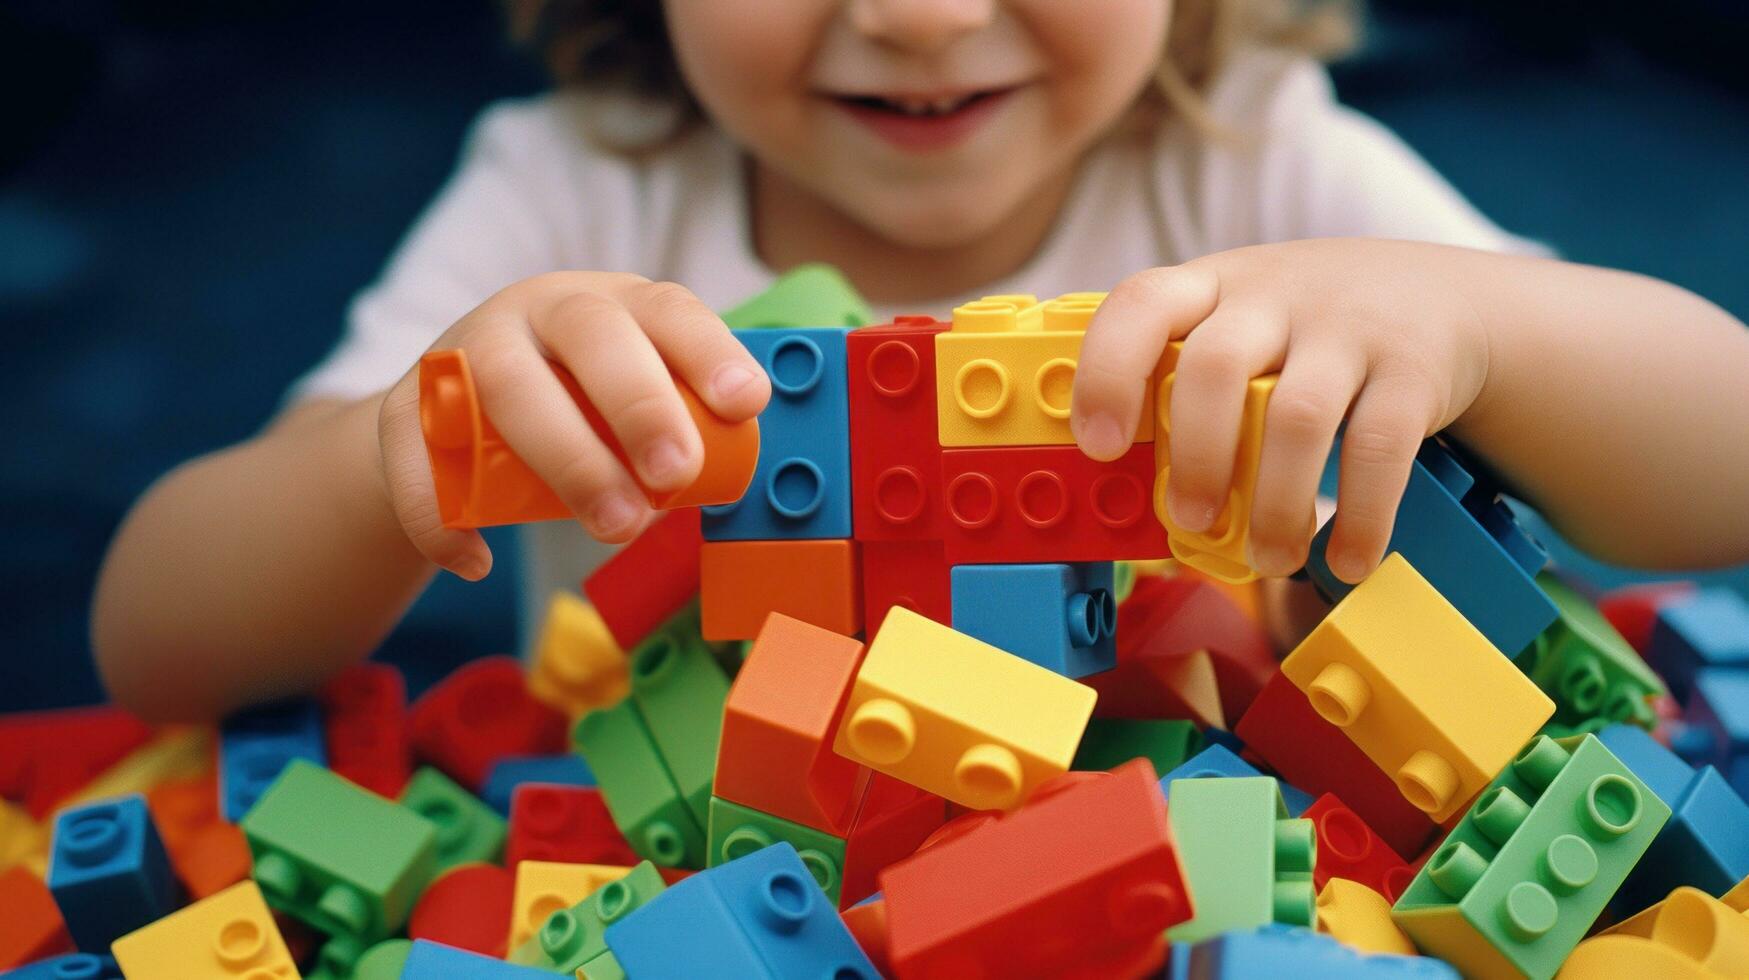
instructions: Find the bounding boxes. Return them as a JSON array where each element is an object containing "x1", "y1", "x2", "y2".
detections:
[
  {"x1": 319, "y1": 663, "x2": 411, "y2": 799},
  {"x1": 510, "y1": 861, "x2": 666, "y2": 974},
  {"x1": 408, "y1": 656, "x2": 569, "y2": 792},
  {"x1": 705, "y1": 796, "x2": 847, "y2": 905},
  {"x1": 419, "y1": 350, "x2": 758, "y2": 528},
  {"x1": 46, "y1": 794, "x2": 179, "y2": 951},
  {"x1": 217, "y1": 699, "x2": 326, "y2": 822},
  {"x1": 507, "y1": 861, "x2": 632, "y2": 953},
  {"x1": 572, "y1": 702, "x2": 705, "y2": 869},
  {"x1": 1281, "y1": 553, "x2": 1555, "y2": 822},
  {"x1": 702, "y1": 327, "x2": 852, "y2": 541},
  {"x1": 714, "y1": 614, "x2": 869, "y2": 836},
  {"x1": 1516, "y1": 573, "x2": 1665, "y2": 732},
  {"x1": 625, "y1": 616, "x2": 733, "y2": 829},
  {"x1": 833, "y1": 607, "x2": 1097, "y2": 811},
  {"x1": 1316, "y1": 879, "x2": 1418, "y2": 956},
  {"x1": 699, "y1": 538, "x2": 862, "y2": 641},
  {"x1": 111, "y1": 881, "x2": 295, "y2": 980},
  {"x1": 848, "y1": 317, "x2": 950, "y2": 542},
  {"x1": 240, "y1": 760, "x2": 437, "y2": 973},
  {"x1": 397, "y1": 767, "x2": 507, "y2": 873},
  {"x1": 882, "y1": 761, "x2": 1192, "y2": 979},
  {"x1": 528, "y1": 591, "x2": 630, "y2": 720},
  {"x1": 604, "y1": 843, "x2": 879, "y2": 979},
  {"x1": 934, "y1": 292, "x2": 1151, "y2": 448},
  {"x1": 1392, "y1": 734, "x2": 1671, "y2": 980},
  {"x1": 950, "y1": 562, "x2": 1117, "y2": 678},
  {"x1": 1165, "y1": 777, "x2": 1316, "y2": 942},
  {"x1": 860, "y1": 539, "x2": 952, "y2": 636},
  {"x1": 1303, "y1": 793, "x2": 1411, "y2": 896}
]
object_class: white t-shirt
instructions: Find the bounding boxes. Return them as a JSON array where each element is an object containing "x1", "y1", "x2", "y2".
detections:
[{"x1": 289, "y1": 47, "x2": 1542, "y2": 648}]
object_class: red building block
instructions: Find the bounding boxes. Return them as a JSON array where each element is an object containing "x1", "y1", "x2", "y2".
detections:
[
  {"x1": 939, "y1": 443, "x2": 1170, "y2": 565},
  {"x1": 1599, "y1": 581, "x2": 1696, "y2": 654},
  {"x1": 505, "y1": 783, "x2": 639, "y2": 868},
  {"x1": 841, "y1": 898, "x2": 891, "y2": 977},
  {"x1": 409, "y1": 657, "x2": 569, "y2": 792},
  {"x1": 0, "y1": 707, "x2": 152, "y2": 818},
  {"x1": 841, "y1": 773, "x2": 947, "y2": 909},
  {"x1": 715, "y1": 614, "x2": 869, "y2": 836},
  {"x1": 320, "y1": 663, "x2": 412, "y2": 799},
  {"x1": 1301, "y1": 792, "x2": 1409, "y2": 896},
  {"x1": 408, "y1": 862, "x2": 516, "y2": 958},
  {"x1": 699, "y1": 539, "x2": 862, "y2": 641},
  {"x1": 1127, "y1": 574, "x2": 1275, "y2": 723},
  {"x1": 1234, "y1": 671, "x2": 1438, "y2": 858},
  {"x1": 0, "y1": 866, "x2": 73, "y2": 970},
  {"x1": 848, "y1": 317, "x2": 949, "y2": 543},
  {"x1": 583, "y1": 508, "x2": 704, "y2": 650},
  {"x1": 860, "y1": 539, "x2": 952, "y2": 635},
  {"x1": 881, "y1": 760, "x2": 1190, "y2": 979}
]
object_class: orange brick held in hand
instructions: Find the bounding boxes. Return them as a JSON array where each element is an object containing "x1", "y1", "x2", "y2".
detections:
[{"x1": 700, "y1": 539, "x2": 862, "y2": 641}]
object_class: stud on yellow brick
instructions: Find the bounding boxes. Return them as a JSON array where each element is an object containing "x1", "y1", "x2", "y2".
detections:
[
  {"x1": 832, "y1": 606, "x2": 1096, "y2": 811},
  {"x1": 1281, "y1": 553, "x2": 1554, "y2": 821},
  {"x1": 507, "y1": 861, "x2": 633, "y2": 952},
  {"x1": 112, "y1": 880, "x2": 299, "y2": 980},
  {"x1": 528, "y1": 592, "x2": 630, "y2": 720}
]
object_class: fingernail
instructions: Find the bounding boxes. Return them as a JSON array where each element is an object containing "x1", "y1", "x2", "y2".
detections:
[
  {"x1": 1169, "y1": 491, "x2": 1217, "y2": 533},
  {"x1": 712, "y1": 365, "x2": 755, "y2": 400},
  {"x1": 1078, "y1": 412, "x2": 1126, "y2": 460},
  {"x1": 454, "y1": 555, "x2": 489, "y2": 581},
  {"x1": 1329, "y1": 551, "x2": 1369, "y2": 584},
  {"x1": 642, "y1": 439, "x2": 689, "y2": 485},
  {"x1": 591, "y1": 492, "x2": 641, "y2": 537}
]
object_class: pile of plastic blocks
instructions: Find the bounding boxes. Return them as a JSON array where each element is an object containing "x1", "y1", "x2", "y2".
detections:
[{"x1": 4, "y1": 267, "x2": 1746, "y2": 979}]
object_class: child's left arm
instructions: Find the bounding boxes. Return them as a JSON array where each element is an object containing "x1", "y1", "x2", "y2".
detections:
[{"x1": 1071, "y1": 238, "x2": 1749, "y2": 582}]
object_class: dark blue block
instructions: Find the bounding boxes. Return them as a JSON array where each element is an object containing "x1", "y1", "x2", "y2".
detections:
[
  {"x1": 1200, "y1": 728, "x2": 1246, "y2": 755},
  {"x1": 45, "y1": 795, "x2": 178, "y2": 952},
  {"x1": 3, "y1": 953, "x2": 122, "y2": 979},
  {"x1": 218, "y1": 698, "x2": 326, "y2": 821},
  {"x1": 481, "y1": 754, "x2": 597, "y2": 815},
  {"x1": 607, "y1": 842, "x2": 879, "y2": 979},
  {"x1": 1173, "y1": 925, "x2": 1457, "y2": 979},
  {"x1": 950, "y1": 562, "x2": 1116, "y2": 677},
  {"x1": 1682, "y1": 669, "x2": 1749, "y2": 799},
  {"x1": 398, "y1": 940, "x2": 558, "y2": 978},
  {"x1": 1647, "y1": 589, "x2": 1749, "y2": 703},
  {"x1": 1158, "y1": 745, "x2": 1314, "y2": 815},
  {"x1": 1307, "y1": 439, "x2": 1556, "y2": 657},
  {"x1": 702, "y1": 328, "x2": 852, "y2": 542}
]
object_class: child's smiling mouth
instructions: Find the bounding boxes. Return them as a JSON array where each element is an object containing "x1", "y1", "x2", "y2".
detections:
[{"x1": 823, "y1": 85, "x2": 1024, "y2": 153}]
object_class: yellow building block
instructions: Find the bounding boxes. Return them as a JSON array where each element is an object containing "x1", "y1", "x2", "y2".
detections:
[
  {"x1": 0, "y1": 799, "x2": 48, "y2": 876},
  {"x1": 1559, "y1": 935, "x2": 1717, "y2": 979},
  {"x1": 528, "y1": 592, "x2": 630, "y2": 719},
  {"x1": 1280, "y1": 553, "x2": 1554, "y2": 822},
  {"x1": 507, "y1": 861, "x2": 633, "y2": 952},
  {"x1": 1601, "y1": 886, "x2": 1749, "y2": 974},
  {"x1": 1153, "y1": 341, "x2": 1285, "y2": 584},
  {"x1": 1315, "y1": 878, "x2": 1416, "y2": 956},
  {"x1": 67, "y1": 726, "x2": 213, "y2": 808},
  {"x1": 112, "y1": 880, "x2": 299, "y2": 979},
  {"x1": 934, "y1": 292, "x2": 1153, "y2": 448},
  {"x1": 831, "y1": 606, "x2": 1096, "y2": 811}
]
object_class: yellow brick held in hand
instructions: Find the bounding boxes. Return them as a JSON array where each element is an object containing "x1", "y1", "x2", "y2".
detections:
[
  {"x1": 831, "y1": 606, "x2": 1096, "y2": 810},
  {"x1": 1280, "y1": 553, "x2": 1554, "y2": 822},
  {"x1": 112, "y1": 880, "x2": 299, "y2": 979},
  {"x1": 507, "y1": 861, "x2": 633, "y2": 952},
  {"x1": 528, "y1": 592, "x2": 629, "y2": 720},
  {"x1": 934, "y1": 292, "x2": 1153, "y2": 448},
  {"x1": 1315, "y1": 879, "x2": 1417, "y2": 956}
]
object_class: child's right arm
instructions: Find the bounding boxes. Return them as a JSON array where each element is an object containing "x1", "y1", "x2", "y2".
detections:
[{"x1": 92, "y1": 272, "x2": 769, "y2": 721}]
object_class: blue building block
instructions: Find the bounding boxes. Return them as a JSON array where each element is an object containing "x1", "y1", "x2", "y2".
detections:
[
  {"x1": 481, "y1": 754, "x2": 597, "y2": 815},
  {"x1": 1168, "y1": 925, "x2": 1457, "y2": 980},
  {"x1": 3, "y1": 953, "x2": 122, "y2": 979},
  {"x1": 1681, "y1": 669, "x2": 1749, "y2": 800},
  {"x1": 1596, "y1": 723, "x2": 1749, "y2": 913},
  {"x1": 1307, "y1": 439, "x2": 1556, "y2": 657},
  {"x1": 218, "y1": 698, "x2": 326, "y2": 821},
  {"x1": 1158, "y1": 745, "x2": 1314, "y2": 815},
  {"x1": 1200, "y1": 727, "x2": 1245, "y2": 756},
  {"x1": 1647, "y1": 589, "x2": 1749, "y2": 703},
  {"x1": 45, "y1": 795, "x2": 179, "y2": 952},
  {"x1": 950, "y1": 562, "x2": 1117, "y2": 677},
  {"x1": 606, "y1": 843, "x2": 879, "y2": 979},
  {"x1": 399, "y1": 939, "x2": 559, "y2": 979},
  {"x1": 702, "y1": 328, "x2": 851, "y2": 542}
]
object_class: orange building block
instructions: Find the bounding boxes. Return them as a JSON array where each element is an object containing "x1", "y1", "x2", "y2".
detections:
[
  {"x1": 699, "y1": 539, "x2": 862, "y2": 641},
  {"x1": 146, "y1": 773, "x2": 251, "y2": 899},
  {"x1": 715, "y1": 614, "x2": 870, "y2": 836},
  {"x1": 0, "y1": 866, "x2": 72, "y2": 969},
  {"x1": 419, "y1": 349, "x2": 759, "y2": 528}
]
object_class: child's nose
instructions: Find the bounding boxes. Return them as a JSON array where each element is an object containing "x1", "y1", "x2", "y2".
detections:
[{"x1": 848, "y1": 0, "x2": 996, "y2": 54}]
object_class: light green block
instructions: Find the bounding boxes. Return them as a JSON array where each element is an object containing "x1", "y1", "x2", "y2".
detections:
[
  {"x1": 720, "y1": 263, "x2": 870, "y2": 330},
  {"x1": 1165, "y1": 776, "x2": 1315, "y2": 942},
  {"x1": 628, "y1": 617, "x2": 731, "y2": 830},
  {"x1": 573, "y1": 701, "x2": 704, "y2": 869},
  {"x1": 706, "y1": 795, "x2": 847, "y2": 905},
  {"x1": 397, "y1": 766, "x2": 506, "y2": 872},
  {"x1": 1073, "y1": 718, "x2": 1203, "y2": 776},
  {"x1": 510, "y1": 861, "x2": 666, "y2": 972},
  {"x1": 579, "y1": 951, "x2": 627, "y2": 980},
  {"x1": 1516, "y1": 574, "x2": 1664, "y2": 730}
]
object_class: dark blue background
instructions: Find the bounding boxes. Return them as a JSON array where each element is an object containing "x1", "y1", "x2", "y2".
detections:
[{"x1": 4, "y1": 1, "x2": 1746, "y2": 710}]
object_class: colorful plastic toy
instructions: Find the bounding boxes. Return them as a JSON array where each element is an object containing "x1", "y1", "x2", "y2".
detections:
[
  {"x1": 1171, "y1": 924, "x2": 1457, "y2": 979},
  {"x1": 699, "y1": 538, "x2": 863, "y2": 640},
  {"x1": 0, "y1": 866, "x2": 72, "y2": 969},
  {"x1": 408, "y1": 656, "x2": 569, "y2": 792},
  {"x1": 398, "y1": 767, "x2": 507, "y2": 872},
  {"x1": 950, "y1": 561, "x2": 1117, "y2": 678},
  {"x1": 1072, "y1": 717, "x2": 1204, "y2": 775},
  {"x1": 318, "y1": 663, "x2": 411, "y2": 799},
  {"x1": 480, "y1": 753, "x2": 596, "y2": 815},
  {"x1": 111, "y1": 880, "x2": 295, "y2": 980},
  {"x1": 218, "y1": 699, "x2": 326, "y2": 822},
  {"x1": 505, "y1": 861, "x2": 631, "y2": 952},
  {"x1": 1159, "y1": 743, "x2": 1315, "y2": 814},
  {"x1": 405, "y1": 862, "x2": 515, "y2": 958},
  {"x1": 858, "y1": 539, "x2": 952, "y2": 636},
  {"x1": 509, "y1": 861, "x2": 666, "y2": 974},
  {"x1": 939, "y1": 441, "x2": 1168, "y2": 564},
  {"x1": 848, "y1": 316, "x2": 950, "y2": 542},
  {"x1": 1516, "y1": 572, "x2": 1664, "y2": 731},
  {"x1": 46, "y1": 794, "x2": 180, "y2": 951},
  {"x1": 505, "y1": 784, "x2": 639, "y2": 869},
  {"x1": 527, "y1": 591, "x2": 630, "y2": 721},
  {"x1": 571, "y1": 701, "x2": 705, "y2": 869},
  {"x1": 1316, "y1": 878, "x2": 1418, "y2": 956},
  {"x1": 1166, "y1": 776, "x2": 1317, "y2": 942},
  {"x1": 1646, "y1": 588, "x2": 1749, "y2": 703}
]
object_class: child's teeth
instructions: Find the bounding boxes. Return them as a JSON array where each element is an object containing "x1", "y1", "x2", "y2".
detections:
[{"x1": 932, "y1": 96, "x2": 964, "y2": 114}]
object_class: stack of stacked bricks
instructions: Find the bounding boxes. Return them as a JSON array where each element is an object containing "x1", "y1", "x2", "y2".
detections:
[{"x1": 4, "y1": 265, "x2": 1749, "y2": 979}]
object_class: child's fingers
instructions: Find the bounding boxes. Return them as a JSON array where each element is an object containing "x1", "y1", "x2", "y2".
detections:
[
  {"x1": 377, "y1": 371, "x2": 493, "y2": 579},
  {"x1": 1324, "y1": 371, "x2": 1438, "y2": 583},
  {"x1": 534, "y1": 291, "x2": 705, "y2": 497},
  {"x1": 1072, "y1": 265, "x2": 1221, "y2": 461},
  {"x1": 1164, "y1": 306, "x2": 1288, "y2": 534},
  {"x1": 469, "y1": 332, "x2": 652, "y2": 543},
  {"x1": 623, "y1": 281, "x2": 771, "y2": 422},
  {"x1": 1246, "y1": 344, "x2": 1366, "y2": 577}
]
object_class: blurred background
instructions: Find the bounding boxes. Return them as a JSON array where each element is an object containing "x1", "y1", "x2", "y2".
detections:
[{"x1": 3, "y1": 0, "x2": 1746, "y2": 710}]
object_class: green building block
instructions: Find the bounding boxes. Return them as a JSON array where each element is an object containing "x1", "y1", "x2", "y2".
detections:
[
  {"x1": 720, "y1": 263, "x2": 870, "y2": 330},
  {"x1": 241, "y1": 760, "x2": 438, "y2": 973},
  {"x1": 1515, "y1": 573, "x2": 1664, "y2": 730},
  {"x1": 705, "y1": 795, "x2": 847, "y2": 905},
  {"x1": 579, "y1": 951, "x2": 627, "y2": 980},
  {"x1": 628, "y1": 617, "x2": 731, "y2": 830},
  {"x1": 1113, "y1": 561, "x2": 1138, "y2": 604},
  {"x1": 1165, "y1": 776, "x2": 1316, "y2": 943},
  {"x1": 396, "y1": 766, "x2": 506, "y2": 872},
  {"x1": 510, "y1": 861, "x2": 666, "y2": 972},
  {"x1": 1073, "y1": 718, "x2": 1203, "y2": 775},
  {"x1": 306, "y1": 937, "x2": 413, "y2": 980},
  {"x1": 573, "y1": 701, "x2": 705, "y2": 868},
  {"x1": 1392, "y1": 734, "x2": 1671, "y2": 980}
]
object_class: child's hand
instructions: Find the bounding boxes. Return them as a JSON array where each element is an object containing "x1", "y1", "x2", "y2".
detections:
[
  {"x1": 377, "y1": 272, "x2": 771, "y2": 579},
  {"x1": 1072, "y1": 239, "x2": 1493, "y2": 584}
]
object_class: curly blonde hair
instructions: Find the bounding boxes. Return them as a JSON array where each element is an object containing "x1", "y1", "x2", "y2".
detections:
[{"x1": 506, "y1": 0, "x2": 1357, "y2": 150}]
